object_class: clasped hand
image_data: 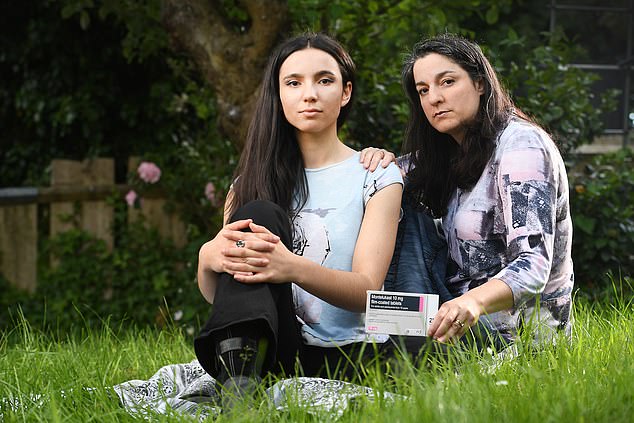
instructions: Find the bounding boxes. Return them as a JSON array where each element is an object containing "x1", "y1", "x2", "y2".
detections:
[{"x1": 201, "y1": 219, "x2": 295, "y2": 284}]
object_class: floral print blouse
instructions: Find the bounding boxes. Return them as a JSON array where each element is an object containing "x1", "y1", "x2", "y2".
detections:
[{"x1": 443, "y1": 119, "x2": 574, "y2": 342}]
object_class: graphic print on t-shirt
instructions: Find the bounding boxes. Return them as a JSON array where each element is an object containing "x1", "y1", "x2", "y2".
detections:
[
  {"x1": 292, "y1": 211, "x2": 331, "y2": 265},
  {"x1": 292, "y1": 211, "x2": 332, "y2": 324}
]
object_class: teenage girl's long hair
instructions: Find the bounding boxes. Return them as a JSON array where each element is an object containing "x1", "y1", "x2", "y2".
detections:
[
  {"x1": 229, "y1": 32, "x2": 356, "y2": 218},
  {"x1": 401, "y1": 34, "x2": 527, "y2": 217}
]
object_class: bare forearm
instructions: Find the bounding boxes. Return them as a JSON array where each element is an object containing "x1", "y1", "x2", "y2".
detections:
[
  {"x1": 197, "y1": 268, "x2": 218, "y2": 304},
  {"x1": 289, "y1": 255, "x2": 383, "y2": 312},
  {"x1": 197, "y1": 237, "x2": 224, "y2": 304},
  {"x1": 463, "y1": 278, "x2": 514, "y2": 314}
]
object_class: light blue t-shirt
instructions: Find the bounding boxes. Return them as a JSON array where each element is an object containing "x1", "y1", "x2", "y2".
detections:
[{"x1": 291, "y1": 152, "x2": 403, "y2": 347}]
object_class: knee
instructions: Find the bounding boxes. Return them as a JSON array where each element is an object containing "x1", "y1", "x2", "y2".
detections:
[
  {"x1": 230, "y1": 200, "x2": 291, "y2": 243},
  {"x1": 231, "y1": 200, "x2": 285, "y2": 224}
]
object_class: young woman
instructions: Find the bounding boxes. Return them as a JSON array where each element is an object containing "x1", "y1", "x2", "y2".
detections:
[
  {"x1": 362, "y1": 34, "x2": 573, "y2": 348},
  {"x1": 194, "y1": 33, "x2": 403, "y2": 406}
]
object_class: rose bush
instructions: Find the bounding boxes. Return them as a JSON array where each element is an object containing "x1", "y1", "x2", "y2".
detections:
[{"x1": 125, "y1": 161, "x2": 162, "y2": 208}]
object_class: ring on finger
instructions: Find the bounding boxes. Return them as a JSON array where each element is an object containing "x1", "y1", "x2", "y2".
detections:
[
  {"x1": 453, "y1": 319, "x2": 465, "y2": 329},
  {"x1": 236, "y1": 240, "x2": 246, "y2": 248}
]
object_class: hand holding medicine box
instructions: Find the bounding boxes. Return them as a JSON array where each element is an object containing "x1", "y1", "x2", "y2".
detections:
[{"x1": 364, "y1": 290, "x2": 439, "y2": 336}]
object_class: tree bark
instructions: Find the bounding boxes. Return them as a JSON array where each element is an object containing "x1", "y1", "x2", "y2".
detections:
[{"x1": 161, "y1": 0, "x2": 289, "y2": 148}]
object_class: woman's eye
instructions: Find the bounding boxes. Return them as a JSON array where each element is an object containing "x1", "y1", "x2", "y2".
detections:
[
  {"x1": 442, "y1": 79, "x2": 454, "y2": 86},
  {"x1": 319, "y1": 78, "x2": 334, "y2": 85},
  {"x1": 285, "y1": 80, "x2": 299, "y2": 87},
  {"x1": 418, "y1": 87, "x2": 428, "y2": 95}
]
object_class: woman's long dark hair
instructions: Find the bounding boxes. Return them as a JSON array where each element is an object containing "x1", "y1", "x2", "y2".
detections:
[
  {"x1": 401, "y1": 34, "x2": 523, "y2": 217},
  {"x1": 229, "y1": 32, "x2": 356, "y2": 218}
]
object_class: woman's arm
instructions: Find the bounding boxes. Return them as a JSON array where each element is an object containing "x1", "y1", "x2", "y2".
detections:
[{"x1": 224, "y1": 183, "x2": 403, "y2": 312}]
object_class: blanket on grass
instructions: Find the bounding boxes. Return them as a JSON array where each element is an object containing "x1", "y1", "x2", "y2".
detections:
[
  {"x1": 1, "y1": 359, "x2": 399, "y2": 420},
  {"x1": 112, "y1": 345, "x2": 517, "y2": 419},
  {"x1": 2, "y1": 347, "x2": 518, "y2": 419},
  {"x1": 111, "y1": 359, "x2": 401, "y2": 420}
]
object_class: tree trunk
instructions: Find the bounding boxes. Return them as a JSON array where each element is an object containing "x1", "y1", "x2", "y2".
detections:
[{"x1": 161, "y1": 0, "x2": 289, "y2": 149}]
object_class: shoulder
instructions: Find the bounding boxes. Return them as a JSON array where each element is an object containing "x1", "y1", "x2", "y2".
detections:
[
  {"x1": 324, "y1": 152, "x2": 403, "y2": 187},
  {"x1": 364, "y1": 163, "x2": 403, "y2": 192},
  {"x1": 366, "y1": 161, "x2": 403, "y2": 185},
  {"x1": 496, "y1": 119, "x2": 558, "y2": 155},
  {"x1": 493, "y1": 119, "x2": 567, "y2": 185},
  {"x1": 361, "y1": 161, "x2": 403, "y2": 205}
]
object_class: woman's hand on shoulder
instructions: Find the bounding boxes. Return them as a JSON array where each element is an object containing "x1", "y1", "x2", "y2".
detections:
[
  {"x1": 222, "y1": 221, "x2": 297, "y2": 283},
  {"x1": 360, "y1": 147, "x2": 397, "y2": 172}
]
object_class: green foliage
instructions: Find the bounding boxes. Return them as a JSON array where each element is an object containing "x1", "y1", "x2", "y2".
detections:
[
  {"x1": 133, "y1": 87, "x2": 238, "y2": 235},
  {"x1": 0, "y1": 205, "x2": 210, "y2": 334},
  {"x1": 491, "y1": 30, "x2": 619, "y2": 155},
  {"x1": 0, "y1": 0, "x2": 233, "y2": 234},
  {"x1": 569, "y1": 149, "x2": 634, "y2": 290},
  {"x1": 40, "y1": 229, "x2": 113, "y2": 319},
  {"x1": 1, "y1": 1, "x2": 175, "y2": 185}
]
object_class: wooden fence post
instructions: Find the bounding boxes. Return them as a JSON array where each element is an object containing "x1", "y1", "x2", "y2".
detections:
[
  {"x1": 1, "y1": 156, "x2": 188, "y2": 293},
  {"x1": 50, "y1": 158, "x2": 114, "y2": 250},
  {"x1": 0, "y1": 203, "x2": 37, "y2": 292}
]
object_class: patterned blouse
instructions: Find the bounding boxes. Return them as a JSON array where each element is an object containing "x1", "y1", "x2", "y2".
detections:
[{"x1": 442, "y1": 118, "x2": 574, "y2": 343}]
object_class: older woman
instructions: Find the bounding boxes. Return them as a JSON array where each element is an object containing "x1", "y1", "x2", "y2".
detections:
[{"x1": 363, "y1": 33, "x2": 573, "y2": 349}]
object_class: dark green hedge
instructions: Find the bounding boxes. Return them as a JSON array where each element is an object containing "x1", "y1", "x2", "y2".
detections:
[{"x1": 569, "y1": 148, "x2": 634, "y2": 296}]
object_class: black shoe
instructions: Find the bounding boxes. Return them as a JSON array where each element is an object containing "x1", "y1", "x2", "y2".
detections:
[
  {"x1": 216, "y1": 336, "x2": 265, "y2": 411},
  {"x1": 220, "y1": 374, "x2": 261, "y2": 411}
]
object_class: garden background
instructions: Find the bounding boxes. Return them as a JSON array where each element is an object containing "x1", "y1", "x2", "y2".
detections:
[{"x1": 1, "y1": 0, "x2": 632, "y2": 335}]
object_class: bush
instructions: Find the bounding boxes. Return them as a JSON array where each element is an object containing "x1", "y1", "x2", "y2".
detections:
[
  {"x1": 492, "y1": 30, "x2": 619, "y2": 156},
  {"x1": 569, "y1": 149, "x2": 634, "y2": 291},
  {"x1": 0, "y1": 214, "x2": 211, "y2": 335}
]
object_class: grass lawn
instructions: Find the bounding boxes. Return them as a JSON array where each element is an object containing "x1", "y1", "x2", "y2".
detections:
[{"x1": 1, "y1": 294, "x2": 632, "y2": 422}]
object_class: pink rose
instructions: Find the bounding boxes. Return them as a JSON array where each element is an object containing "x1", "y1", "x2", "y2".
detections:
[
  {"x1": 125, "y1": 190, "x2": 138, "y2": 206},
  {"x1": 137, "y1": 161, "x2": 161, "y2": 184},
  {"x1": 205, "y1": 182, "x2": 221, "y2": 207},
  {"x1": 204, "y1": 182, "x2": 216, "y2": 202}
]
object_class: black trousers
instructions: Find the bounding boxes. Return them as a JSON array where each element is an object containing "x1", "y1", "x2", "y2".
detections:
[
  {"x1": 194, "y1": 200, "x2": 302, "y2": 377},
  {"x1": 194, "y1": 200, "x2": 445, "y2": 381}
]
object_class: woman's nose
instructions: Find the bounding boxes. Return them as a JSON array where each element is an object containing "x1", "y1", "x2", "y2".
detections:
[
  {"x1": 427, "y1": 86, "x2": 442, "y2": 105},
  {"x1": 303, "y1": 82, "x2": 318, "y2": 101}
]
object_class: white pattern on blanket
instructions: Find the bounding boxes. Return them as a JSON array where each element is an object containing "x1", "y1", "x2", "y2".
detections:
[{"x1": 112, "y1": 359, "x2": 403, "y2": 420}]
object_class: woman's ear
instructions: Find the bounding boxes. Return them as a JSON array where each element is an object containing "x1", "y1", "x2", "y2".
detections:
[
  {"x1": 475, "y1": 77, "x2": 485, "y2": 95},
  {"x1": 341, "y1": 81, "x2": 352, "y2": 107}
]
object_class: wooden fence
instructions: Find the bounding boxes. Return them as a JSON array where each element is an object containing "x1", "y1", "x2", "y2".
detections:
[{"x1": 0, "y1": 158, "x2": 186, "y2": 292}]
